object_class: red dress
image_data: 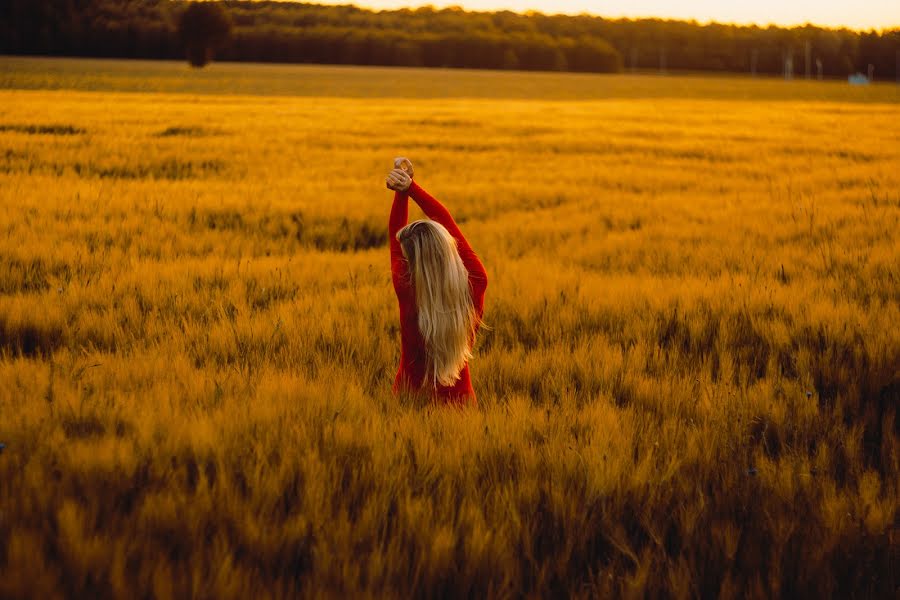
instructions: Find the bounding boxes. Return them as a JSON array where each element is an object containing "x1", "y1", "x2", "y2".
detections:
[{"x1": 389, "y1": 180, "x2": 488, "y2": 407}]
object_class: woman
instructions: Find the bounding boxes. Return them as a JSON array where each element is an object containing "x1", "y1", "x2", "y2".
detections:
[{"x1": 386, "y1": 157, "x2": 488, "y2": 407}]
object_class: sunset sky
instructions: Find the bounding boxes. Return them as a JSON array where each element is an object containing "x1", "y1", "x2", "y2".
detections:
[{"x1": 313, "y1": 0, "x2": 900, "y2": 31}]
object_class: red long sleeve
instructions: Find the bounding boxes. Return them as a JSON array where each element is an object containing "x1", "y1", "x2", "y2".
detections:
[
  {"x1": 407, "y1": 180, "x2": 488, "y2": 297},
  {"x1": 389, "y1": 189, "x2": 411, "y2": 296}
]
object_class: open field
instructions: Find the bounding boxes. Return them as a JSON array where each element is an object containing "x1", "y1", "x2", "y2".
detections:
[
  {"x1": 0, "y1": 58, "x2": 898, "y2": 598},
  {"x1": 3, "y1": 56, "x2": 900, "y2": 102}
]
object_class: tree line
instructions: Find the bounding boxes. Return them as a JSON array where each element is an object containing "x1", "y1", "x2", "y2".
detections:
[{"x1": 2, "y1": 0, "x2": 898, "y2": 79}]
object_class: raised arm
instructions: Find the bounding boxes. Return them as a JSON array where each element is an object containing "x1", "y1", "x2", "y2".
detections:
[
  {"x1": 408, "y1": 180, "x2": 487, "y2": 291},
  {"x1": 388, "y1": 189, "x2": 410, "y2": 293}
]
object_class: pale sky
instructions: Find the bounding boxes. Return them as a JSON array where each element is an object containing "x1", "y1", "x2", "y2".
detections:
[{"x1": 315, "y1": 1, "x2": 900, "y2": 31}]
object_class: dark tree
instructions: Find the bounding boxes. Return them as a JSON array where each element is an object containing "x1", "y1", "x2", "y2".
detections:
[
  {"x1": 177, "y1": 1, "x2": 232, "y2": 67},
  {"x1": 1, "y1": 1, "x2": 897, "y2": 79}
]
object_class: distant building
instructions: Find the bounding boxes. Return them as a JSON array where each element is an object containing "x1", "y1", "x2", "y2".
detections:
[{"x1": 848, "y1": 73, "x2": 870, "y2": 85}]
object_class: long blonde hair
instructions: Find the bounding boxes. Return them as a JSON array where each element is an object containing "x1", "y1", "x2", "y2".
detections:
[{"x1": 396, "y1": 219, "x2": 480, "y2": 387}]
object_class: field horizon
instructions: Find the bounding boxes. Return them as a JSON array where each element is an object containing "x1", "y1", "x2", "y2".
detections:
[
  {"x1": 0, "y1": 58, "x2": 897, "y2": 598},
  {"x1": 3, "y1": 56, "x2": 900, "y2": 103}
]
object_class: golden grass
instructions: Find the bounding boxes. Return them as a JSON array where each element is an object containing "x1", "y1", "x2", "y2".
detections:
[
  {"x1": 3, "y1": 56, "x2": 900, "y2": 103},
  {"x1": 0, "y1": 61, "x2": 898, "y2": 598}
]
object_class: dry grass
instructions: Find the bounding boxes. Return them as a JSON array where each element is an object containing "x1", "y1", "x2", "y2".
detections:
[
  {"x1": 3, "y1": 56, "x2": 900, "y2": 102},
  {"x1": 0, "y1": 60, "x2": 898, "y2": 599}
]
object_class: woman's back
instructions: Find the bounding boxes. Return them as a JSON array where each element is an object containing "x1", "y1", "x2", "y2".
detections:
[{"x1": 393, "y1": 258, "x2": 486, "y2": 404}]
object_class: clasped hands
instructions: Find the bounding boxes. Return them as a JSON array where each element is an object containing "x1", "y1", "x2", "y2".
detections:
[{"x1": 386, "y1": 157, "x2": 414, "y2": 192}]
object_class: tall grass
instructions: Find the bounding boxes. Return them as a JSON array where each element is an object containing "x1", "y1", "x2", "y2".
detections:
[{"x1": 0, "y1": 66, "x2": 898, "y2": 598}]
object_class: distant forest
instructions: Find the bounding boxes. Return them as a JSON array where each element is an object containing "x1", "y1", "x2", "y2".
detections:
[{"x1": 2, "y1": 0, "x2": 899, "y2": 79}]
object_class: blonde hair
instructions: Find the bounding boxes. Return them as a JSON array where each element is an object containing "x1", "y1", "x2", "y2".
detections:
[{"x1": 396, "y1": 220, "x2": 480, "y2": 387}]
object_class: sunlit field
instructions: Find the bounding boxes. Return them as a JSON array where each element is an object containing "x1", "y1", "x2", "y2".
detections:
[{"x1": 1, "y1": 58, "x2": 898, "y2": 598}]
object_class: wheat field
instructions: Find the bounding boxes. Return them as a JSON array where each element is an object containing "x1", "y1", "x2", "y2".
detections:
[{"x1": 0, "y1": 58, "x2": 898, "y2": 599}]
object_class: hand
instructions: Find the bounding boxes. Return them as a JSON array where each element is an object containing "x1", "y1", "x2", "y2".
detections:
[
  {"x1": 386, "y1": 167, "x2": 412, "y2": 192},
  {"x1": 394, "y1": 156, "x2": 414, "y2": 178}
]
